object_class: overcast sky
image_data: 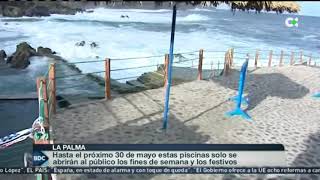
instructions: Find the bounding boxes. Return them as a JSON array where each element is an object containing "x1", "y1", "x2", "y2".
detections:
[{"x1": 298, "y1": 1, "x2": 320, "y2": 17}]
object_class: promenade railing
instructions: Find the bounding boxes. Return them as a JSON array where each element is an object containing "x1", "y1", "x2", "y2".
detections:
[{"x1": 39, "y1": 48, "x2": 320, "y2": 105}]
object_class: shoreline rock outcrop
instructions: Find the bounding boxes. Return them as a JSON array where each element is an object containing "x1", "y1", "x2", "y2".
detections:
[
  {"x1": 75, "y1": 41, "x2": 86, "y2": 47},
  {"x1": 0, "y1": 50, "x2": 7, "y2": 64},
  {"x1": 7, "y1": 42, "x2": 36, "y2": 69},
  {"x1": 6, "y1": 42, "x2": 60, "y2": 69},
  {"x1": 90, "y1": 42, "x2": 98, "y2": 48},
  {"x1": 37, "y1": 46, "x2": 54, "y2": 56},
  {"x1": 0, "y1": 1, "x2": 83, "y2": 17},
  {"x1": 24, "y1": 6, "x2": 50, "y2": 17},
  {"x1": 0, "y1": 1, "x2": 201, "y2": 17}
]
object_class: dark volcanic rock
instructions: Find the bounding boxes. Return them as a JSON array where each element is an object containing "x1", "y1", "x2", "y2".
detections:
[
  {"x1": 25, "y1": 6, "x2": 50, "y2": 17},
  {"x1": 75, "y1": 41, "x2": 85, "y2": 46},
  {"x1": 0, "y1": 2, "x2": 83, "y2": 17},
  {"x1": 90, "y1": 42, "x2": 98, "y2": 48},
  {"x1": 49, "y1": 6, "x2": 79, "y2": 15},
  {"x1": 2, "y1": 5, "x2": 25, "y2": 17},
  {"x1": 0, "y1": 50, "x2": 7, "y2": 63},
  {"x1": 37, "y1": 46, "x2": 62, "y2": 60},
  {"x1": 37, "y1": 46, "x2": 53, "y2": 56},
  {"x1": 7, "y1": 42, "x2": 36, "y2": 69}
]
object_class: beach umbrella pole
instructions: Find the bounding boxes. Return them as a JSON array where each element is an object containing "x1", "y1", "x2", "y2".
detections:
[{"x1": 163, "y1": 4, "x2": 177, "y2": 130}]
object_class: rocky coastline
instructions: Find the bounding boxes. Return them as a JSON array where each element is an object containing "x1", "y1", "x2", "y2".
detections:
[
  {"x1": 0, "y1": 1, "x2": 200, "y2": 17},
  {"x1": 0, "y1": 1, "x2": 83, "y2": 17},
  {"x1": 1, "y1": 42, "x2": 214, "y2": 108},
  {"x1": 0, "y1": 0, "x2": 219, "y2": 106},
  {"x1": 1, "y1": 42, "x2": 59, "y2": 69}
]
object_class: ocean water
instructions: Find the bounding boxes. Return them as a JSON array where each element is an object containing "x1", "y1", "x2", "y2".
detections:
[
  {"x1": 0, "y1": 100, "x2": 36, "y2": 167},
  {"x1": 1, "y1": 7, "x2": 320, "y2": 166},
  {"x1": 0, "y1": 7, "x2": 319, "y2": 81}
]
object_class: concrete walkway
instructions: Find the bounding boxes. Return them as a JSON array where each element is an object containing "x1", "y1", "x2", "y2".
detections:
[{"x1": 51, "y1": 65, "x2": 320, "y2": 180}]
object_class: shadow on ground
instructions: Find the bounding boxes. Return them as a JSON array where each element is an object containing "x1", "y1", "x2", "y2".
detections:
[
  {"x1": 250, "y1": 130, "x2": 320, "y2": 180},
  {"x1": 56, "y1": 105, "x2": 211, "y2": 180},
  {"x1": 211, "y1": 68, "x2": 310, "y2": 111},
  {"x1": 70, "y1": 112, "x2": 210, "y2": 144},
  {"x1": 291, "y1": 131, "x2": 320, "y2": 167},
  {"x1": 289, "y1": 130, "x2": 320, "y2": 179},
  {"x1": 53, "y1": 70, "x2": 314, "y2": 180}
]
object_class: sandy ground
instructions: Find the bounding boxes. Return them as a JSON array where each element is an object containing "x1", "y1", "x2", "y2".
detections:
[{"x1": 45, "y1": 65, "x2": 320, "y2": 180}]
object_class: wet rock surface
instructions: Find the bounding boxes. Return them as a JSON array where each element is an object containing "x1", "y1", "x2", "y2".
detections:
[
  {"x1": 6, "y1": 42, "x2": 36, "y2": 69},
  {"x1": 5, "y1": 42, "x2": 61, "y2": 69},
  {"x1": 0, "y1": 1, "x2": 82, "y2": 17},
  {"x1": 0, "y1": 50, "x2": 7, "y2": 64},
  {"x1": 37, "y1": 46, "x2": 54, "y2": 56},
  {"x1": 90, "y1": 42, "x2": 98, "y2": 48},
  {"x1": 24, "y1": 5, "x2": 50, "y2": 17},
  {"x1": 75, "y1": 41, "x2": 86, "y2": 46}
]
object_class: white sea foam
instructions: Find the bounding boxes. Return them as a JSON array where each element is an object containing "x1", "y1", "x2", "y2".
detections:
[
  {"x1": 25, "y1": 56, "x2": 50, "y2": 77},
  {"x1": 301, "y1": 34, "x2": 317, "y2": 40},
  {"x1": 44, "y1": 8, "x2": 210, "y2": 24},
  {"x1": 190, "y1": 8, "x2": 214, "y2": 12},
  {"x1": 179, "y1": 14, "x2": 210, "y2": 22},
  {"x1": 0, "y1": 8, "x2": 318, "y2": 80}
]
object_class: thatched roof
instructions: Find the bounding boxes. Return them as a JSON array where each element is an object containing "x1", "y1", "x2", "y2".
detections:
[
  {"x1": 178, "y1": 1, "x2": 300, "y2": 13},
  {"x1": 118, "y1": 1, "x2": 300, "y2": 13},
  {"x1": 226, "y1": 1, "x2": 300, "y2": 13}
]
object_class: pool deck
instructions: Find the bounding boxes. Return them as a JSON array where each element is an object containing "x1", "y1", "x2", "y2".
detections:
[{"x1": 51, "y1": 65, "x2": 320, "y2": 180}]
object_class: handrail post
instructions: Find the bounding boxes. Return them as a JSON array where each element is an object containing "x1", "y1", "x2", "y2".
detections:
[
  {"x1": 198, "y1": 49, "x2": 203, "y2": 80},
  {"x1": 268, "y1": 50, "x2": 273, "y2": 67},
  {"x1": 279, "y1": 50, "x2": 284, "y2": 67},
  {"x1": 217, "y1": 60, "x2": 220, "y2": 77},
  {"x1": 36, "y1": 77, "x2": 50, "y2": 140},
  {"x1": 223, "y1": 50, "x2": 230, "y2": 76},
  {"x1": 36, "y1": 77, "x2": 41, "y2": 98},
  {"x1": 308, "y1": 53, "x2": 312, "y2": 66},
  {"x1": 105, "y1": 58, "x2": 111, "y2": 100},
  {"x1": 254, "y1": 49, "x2": 259, "y2": 68},
  {"x1": 300, "y1": 50, "x2": 303, "y2": 63},
  {"x1": 164, "y1": 54, "x2": 169, "y2": 87},
  {"x1": 35, "y1": 76, "x2": 52, "y2": 180},
  {"x1": 49, "y1": 63, "x2": 56, "y2": 114},
  {"x1": 230, "y1": 48, "x2": 234, "y2": 67},
  {"x1": 41, "y1": 78, "x2": 50, "y2": 130},
  {"x1": 290, "y1": 52, "x2": 295, "y2": 65}
]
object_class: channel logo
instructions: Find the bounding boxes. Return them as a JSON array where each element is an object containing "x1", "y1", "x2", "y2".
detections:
[
  {"x1": 285, "y1": 17, "x2": 298, "y2": 27},
  {"x1": 33, "y1": 151, "x2": 49, "y2": 166}
]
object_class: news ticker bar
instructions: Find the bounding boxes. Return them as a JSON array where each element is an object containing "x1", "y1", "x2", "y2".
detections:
[
  {"x1": 1, "y1": 167, "x2": 320, "y2": 174},
  {"x1": 33, "y1": 144, "x2": 285, "y2": 151},
  {"x1": 33, "y1": 144, "x2": 286, "y2": 167}
]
